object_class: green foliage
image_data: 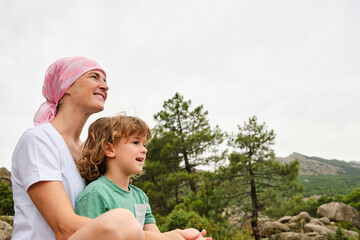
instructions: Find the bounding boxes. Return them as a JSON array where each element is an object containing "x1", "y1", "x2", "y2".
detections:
[
  {"x1": 335, "y1": 222, "x2": 357, "y2": 232},
  {"x1": 264, "y1": 195, "x2": 319, "y2": 218},
  {"x1": 316, "y1": 195, "x2": 336, "y2": 206},
  {"x1": 220, "y1": 116, "x2": 301, "y2": 210},
  {"x1": 135, "y1": 167, "x2": 194, "y2": 215},
  {"x1": 299, "y1": 174, "x2": 360, "y2": 197},
  {"x1": 332, "y1": 226, "x2": 358, "y2": 240},
  {"x1": 344, "y1": 188, "x2": 360, "y2": 211},
  {"x1": 132, "y1": 94, "x2": 360, "y2": 239},
  {"x1": 0, "y1": 182, "x2": 14, "y2": 215},
  {"x1": 265, "y1": 194, "x2": 343, "y2": 219},
  {"x1": 174, "y1": 171, "x2": 226, "y2": 219},
  {"x1": 152, "y1": 92, "x2": 224, "y2": 193},
  {"x1": 159, "y1": 209, "x2": 207, "y2": 232},
  {"x1": 335, "y1": 227, "x2": 346, "y2": 240},
  {"x1": 218, "y1": 116, "x2": 302, "y2": 239},
  {"x1": 158, "y1": 209, "x2": 253, "y2": 240},
  {"x1": 134, "y1": 93, "x2": 225, "y2": 216}
]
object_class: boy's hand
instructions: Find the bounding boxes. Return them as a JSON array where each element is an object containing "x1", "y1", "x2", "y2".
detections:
[
  {"x1": 163, "y1": 228, "x2": 199, "y2": 240},
  {"x1": 162, "y1": 228, "x2": 212, "y2": 240},
  {"x1": 160, "y1": 228, "x2": 213, "y2": 240}
]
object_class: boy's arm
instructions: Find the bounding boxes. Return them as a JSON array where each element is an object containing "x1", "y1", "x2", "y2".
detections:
[{"x1": 75, "y1": 191, "x2": 108, "y2": 218}]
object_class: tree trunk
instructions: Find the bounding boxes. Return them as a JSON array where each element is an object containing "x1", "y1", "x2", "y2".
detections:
[
  {"x1": 176, "y1": 108, "x2": 198, "y2": 195},
  {"x1": 249, "y1": 167, "x2": 260, "y2": 240},
  {"x1": 183, "y1": 150, "x2": 197, "y2": 194}
]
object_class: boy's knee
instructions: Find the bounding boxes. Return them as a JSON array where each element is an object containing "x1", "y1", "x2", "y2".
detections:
[{"x1": 99, "y1": 209, "x2": 144, "y2": 240}]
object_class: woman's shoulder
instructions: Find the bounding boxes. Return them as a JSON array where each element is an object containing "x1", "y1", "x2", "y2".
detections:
[
  {"x1": 14, "y1": 124, "x2": 63, "y2": 157},
  {"x1": 20, "y1": 123, "x2": 57, "y2": 141},
  {"x1": 11, "y1": 123, "x2": 64, "y2": 187}
]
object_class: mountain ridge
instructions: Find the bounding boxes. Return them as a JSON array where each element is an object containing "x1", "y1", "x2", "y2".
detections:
[
  {"x1": 276, "y1": 152, "x2": 360, "y2": 176},
  {"x1": 276, "y1": 153, "x2": 360, "y2": 196}
]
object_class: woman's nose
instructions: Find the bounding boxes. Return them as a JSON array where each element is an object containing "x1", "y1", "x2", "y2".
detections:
[{"x1": 100, "y1": 81, "x2": 109, "y2": 91}]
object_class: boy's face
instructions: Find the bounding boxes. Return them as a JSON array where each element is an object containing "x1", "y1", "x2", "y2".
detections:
[{"x1": 111, "y1": 135, "x2": 147, "y2": 176}]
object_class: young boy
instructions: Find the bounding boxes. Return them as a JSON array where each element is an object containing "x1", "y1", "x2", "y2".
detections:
[
  {"x1": 75, "y1": 115, "x2": 158, "y2": 231},
  {"x1": 75, "y1": 115, "x2": 211, "y2": 239}
]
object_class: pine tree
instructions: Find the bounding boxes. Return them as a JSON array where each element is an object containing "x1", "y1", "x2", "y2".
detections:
[
  {"x1": 134, "y1": 93, "x2": 224, "y2": 215},
  {"x1": 152, "y1": 92, "x2": 223, "y2": 194},
  {"x1": 219, "y1": 116, "x2": 301, "y2": 240}
]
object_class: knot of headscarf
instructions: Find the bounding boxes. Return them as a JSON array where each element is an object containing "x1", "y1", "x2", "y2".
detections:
[{"x1": 33, "y1": 56, "x2": 106, "y2": 125}]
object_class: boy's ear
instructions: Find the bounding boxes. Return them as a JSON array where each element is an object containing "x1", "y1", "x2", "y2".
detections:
[{"x1": 104, "y1": 142, "x2": 115, "y2": 158}]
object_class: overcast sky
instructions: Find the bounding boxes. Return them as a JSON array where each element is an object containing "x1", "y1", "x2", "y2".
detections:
[{"x1": 1, "y1": 0, "x2": 359, "y2": 170}]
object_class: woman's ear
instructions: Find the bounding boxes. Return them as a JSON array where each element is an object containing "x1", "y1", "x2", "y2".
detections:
[
  {"x1": 104, "y1": 142, "x2": 115, "y2": 158},
  {"x1": 64, "y1": 85, "x2": 72, "y2": 95}
]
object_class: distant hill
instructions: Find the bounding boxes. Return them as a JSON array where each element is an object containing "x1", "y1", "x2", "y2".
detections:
[
  {"x1": 349, "y1": 160, "x2": 360, "y2": 169},
  {"x1": 276, "y1": 152, "x2": 360, "y2": 175},
  {"x1": 276, "y1": 153, "x2": 360, "y2": 197}
]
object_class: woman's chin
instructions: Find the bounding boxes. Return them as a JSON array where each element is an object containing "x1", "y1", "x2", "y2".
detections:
[{"x1": 91, "y1": 105, "x2": 105, "y2": 114}]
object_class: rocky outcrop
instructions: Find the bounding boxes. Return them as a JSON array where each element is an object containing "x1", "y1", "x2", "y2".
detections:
[
  {"x1": 317, "y1": 202, "x2": 360, "y2": 229},
  {"x1": 0, "y1": 220, "x2": 12, "y2": 240},
  {"x1": 0, "y1": 168, "x2": 11, "y2": 189},
  {"x1": 265, "y1": 210, "x2": 358, "y2": 239},
  {"x1": 276, "y1": 153, "x2": 345, "y2": 175},
  {"x1": 262, "y1": 221, "x2": 290, "y2": 235},
  {"x1": 0, "y1": 167, "x2": 13, "y2": 240},
  {"x1": 225, "y1": 203, "x2": 359, "y2": 240},
  {"x1": 303, "y1": 223, "x2": 336, "y2": 238}
]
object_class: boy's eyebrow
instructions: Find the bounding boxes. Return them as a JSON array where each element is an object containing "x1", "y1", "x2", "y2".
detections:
[{"x1": 129, "y1": 136, "x2": 145, "y2": 141}]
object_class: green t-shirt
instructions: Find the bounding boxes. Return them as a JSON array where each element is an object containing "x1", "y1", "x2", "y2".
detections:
[{"x1": 75, "y1": 175, "x2": 155, "y2": 227}]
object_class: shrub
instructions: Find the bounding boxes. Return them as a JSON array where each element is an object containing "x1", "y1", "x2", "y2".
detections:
[
  {"x1": 158, "y1": 209, "x2": 254, "y2": 239},
  {"x1": 0, "y1": 182, "x2": 14, "y2": 215}
]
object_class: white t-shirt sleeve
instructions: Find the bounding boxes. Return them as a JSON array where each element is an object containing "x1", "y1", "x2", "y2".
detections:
[{"x1": 13, "y1": 127, "x2": 63, "y2": 191}]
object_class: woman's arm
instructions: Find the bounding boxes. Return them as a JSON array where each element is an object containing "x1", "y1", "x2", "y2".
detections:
[
  {"x1": 28, "y1": 181, "x2": 146, "y2": 240},
  {"x1": 27, "y1": 181, "x2": 90, "y2": 240},
  {"x1": 144, "y1": 223, "x2": 161, "y2": 233},
  {"x1": 27, "y1": 181, "x2": 210, "y2": 240}
]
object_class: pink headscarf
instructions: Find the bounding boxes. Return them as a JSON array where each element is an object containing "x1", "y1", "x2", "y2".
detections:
[{"x1": 33, "y1": 56, "x2": 107, "y2": 125}]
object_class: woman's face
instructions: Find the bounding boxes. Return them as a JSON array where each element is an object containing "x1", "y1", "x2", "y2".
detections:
[{"x1": 64, "y1": 70, "x2": 109, "y2": 115}]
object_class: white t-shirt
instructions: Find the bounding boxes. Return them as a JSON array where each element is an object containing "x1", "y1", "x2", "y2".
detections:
[{"x1": 11, "y1": 123, "x2": 86, "y2": 240}]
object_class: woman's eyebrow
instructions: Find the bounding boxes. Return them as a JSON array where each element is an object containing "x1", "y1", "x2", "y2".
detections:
[{"x1": 89, "y1": 71, "x2": 107, "y2": 82}]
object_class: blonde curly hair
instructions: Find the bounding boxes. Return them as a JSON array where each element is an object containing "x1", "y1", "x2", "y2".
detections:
[{"x1": 77, "y1": 114, "x2": 152, "y2": 184}]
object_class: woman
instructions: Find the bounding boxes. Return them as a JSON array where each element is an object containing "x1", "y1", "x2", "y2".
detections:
[{"x1": 11, "y1": 57, "x2": 209, "y2": 240}]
